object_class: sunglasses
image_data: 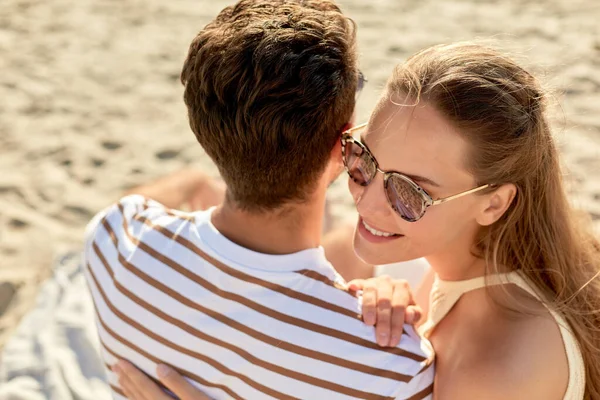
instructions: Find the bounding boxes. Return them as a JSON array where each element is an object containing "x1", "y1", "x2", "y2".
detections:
[{"x1": 341, "y1": 123, "x2": 491, "y2": 222}]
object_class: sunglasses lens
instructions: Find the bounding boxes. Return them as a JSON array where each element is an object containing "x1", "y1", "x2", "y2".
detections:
[
  {"x1": 344, "y1": 141, "x2": 376, "y2": 186},
  {"x1": 385, "y1": 174, "x2": 426, "y2": 221}
]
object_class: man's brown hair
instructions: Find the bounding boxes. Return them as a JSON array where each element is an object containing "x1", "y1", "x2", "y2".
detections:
[{"x1": 181, "y1": 0, "x2": 357, "y2": 211}]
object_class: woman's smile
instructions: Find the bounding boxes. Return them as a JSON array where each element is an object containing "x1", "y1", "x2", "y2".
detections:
[{"x1": 357, "y1": 217, "x2": 404, "y2": 243}]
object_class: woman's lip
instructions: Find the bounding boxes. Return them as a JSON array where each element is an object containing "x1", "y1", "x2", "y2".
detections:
[
  {"x1": 361, "y1": 218, "x2": 402, "y2": 235},
  {"x1": 357, "y1": 218, "x2": 404, "y2": 243}
]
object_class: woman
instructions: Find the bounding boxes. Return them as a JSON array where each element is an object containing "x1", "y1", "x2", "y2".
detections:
[{"x1": 115, "y1": 43, "x2": 600, "y2": 399}]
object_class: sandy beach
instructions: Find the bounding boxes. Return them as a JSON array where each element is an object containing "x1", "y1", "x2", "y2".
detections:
[{"x1": 1, "y1": 0, "x2": 599, "y2": 349}]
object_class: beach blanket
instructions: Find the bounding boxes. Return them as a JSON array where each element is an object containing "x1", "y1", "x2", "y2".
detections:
[{"x1": 0, "y1": 251, "x2": 111, "y2": 400}]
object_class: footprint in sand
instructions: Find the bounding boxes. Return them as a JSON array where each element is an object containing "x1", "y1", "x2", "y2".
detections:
[
  {"x1": 166, "y1": 71, "x2": 180, "y2": 82},
  {"x1": 155, "y1": 149, "x2": 181, "y2": 160},
  {"x1": 90, "y1": 157, "x2": 105, "y2": 167},
  {"x1": 63, "y1": 205, "x2": 94, "y2": 222},
  {"x1": 8, "y1": 218, "x2": 28, "y2": 229},
  {"x1": 101, "y1": 141, "x2": 122, "y2": 151},
  {"x1": 387, "y1": 45, "x2": 406, "y2": 56}
]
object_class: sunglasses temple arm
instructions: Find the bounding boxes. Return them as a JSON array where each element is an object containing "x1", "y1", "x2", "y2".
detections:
[
  {"x1": 430, "y1": 184, "x2": 491, "y2": 206},
  {"x1": 344, "y1": 122, "x2": 369, "y2": 135}
]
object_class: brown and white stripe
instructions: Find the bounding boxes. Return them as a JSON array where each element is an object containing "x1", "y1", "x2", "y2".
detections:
[{"x1": 83, "y1": 195, "x2": 435, "y2": 400}]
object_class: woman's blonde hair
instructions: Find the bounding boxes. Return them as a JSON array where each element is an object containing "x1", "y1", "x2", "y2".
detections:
[{"x1": 388, "y1": 42, "x2": 600, "y2": 399}]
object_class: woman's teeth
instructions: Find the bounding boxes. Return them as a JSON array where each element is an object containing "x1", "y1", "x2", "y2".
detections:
[{"x1": 362, "y1": 220, "x2": 397, "y2": 237}]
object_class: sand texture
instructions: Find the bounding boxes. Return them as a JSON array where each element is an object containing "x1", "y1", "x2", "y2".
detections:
[{"x1": 1, "y1": 0, "x2": 599, "y2": 348}]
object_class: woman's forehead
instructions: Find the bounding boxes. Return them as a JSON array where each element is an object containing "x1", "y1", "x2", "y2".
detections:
[{"x1": 365, "y1": 100, "x2": 472, "y2": 181}]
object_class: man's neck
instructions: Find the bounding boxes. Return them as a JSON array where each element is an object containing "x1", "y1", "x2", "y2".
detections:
[{"x1": 210, "y1": 195, "x2": 326, "y2": 255}]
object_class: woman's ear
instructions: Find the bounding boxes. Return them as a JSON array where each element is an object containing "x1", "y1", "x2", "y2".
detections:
[{"x1": 476, "y1": 183, "x2": 517, "y2": 226}]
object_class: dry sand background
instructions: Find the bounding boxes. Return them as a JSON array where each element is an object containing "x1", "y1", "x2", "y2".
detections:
[{"x1": 1, "y1": 0, "x2": 599, "y2": 349}]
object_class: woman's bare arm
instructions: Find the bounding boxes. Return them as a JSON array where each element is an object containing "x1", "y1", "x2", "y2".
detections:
[
  {"x1": 124, "y1": 168, "x2": 225, "y2": 211},
  {"x1": 114, "y1": 361, "x2": 212, "y2": 400}
]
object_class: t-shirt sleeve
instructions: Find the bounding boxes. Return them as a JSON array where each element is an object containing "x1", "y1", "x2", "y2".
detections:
[
  {"x1": 394, "y1": 360, "x2": 435, "y2": 399},
  {"x1": 392, "y1": 324, "x2": 435, "y2": 400}
]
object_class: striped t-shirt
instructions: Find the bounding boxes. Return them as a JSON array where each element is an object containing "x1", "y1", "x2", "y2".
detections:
[{"x1": 83, "y1": 195, "x2": 435, "y2": 400}]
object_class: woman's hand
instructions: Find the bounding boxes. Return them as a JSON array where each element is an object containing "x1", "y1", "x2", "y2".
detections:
[
  {"x1": 113, "y1": 360, "x2": 212, "y2": 400},
  {"x1": 348, "y1": 276, "x2": 422, "y2": 348}
]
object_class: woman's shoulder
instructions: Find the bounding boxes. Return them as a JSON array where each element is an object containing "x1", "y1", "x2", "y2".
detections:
[{"x1": 439, "y1": 284, "x2": 569, "y2": 399}]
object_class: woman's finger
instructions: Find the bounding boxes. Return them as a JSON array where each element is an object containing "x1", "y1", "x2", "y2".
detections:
[
  {"x1": 373, "y1": 278, "x2": 394, "y2": 347},
  {"x1": 405, "y1": 304, "x2": 423, "y2": 325},
  {"x1": 115, "y1": 360, "x2": 171, "y2": 400},
  {"x1": 120, "y1": 382, "x2": 139, "y2": 400},
  {"x1": 389, "y1": 280, "x2": 411, "y2": 347},
  {"x1": 114, "y1": 364, "x2": 146, "y2": 400},
  {"x1": 347, "y1": 279, "x2": 367, "y2": 291},
  {"x1": 361, "y1": 280, "x2": 379, "y2": 326},
  {"x1": 157, "y1": 364, "x2": 213, "y2": 400}
]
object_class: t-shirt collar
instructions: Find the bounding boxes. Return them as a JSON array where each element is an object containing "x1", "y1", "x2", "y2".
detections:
[{"x1": 194, "y1": 207, "x2": 333, "y2": 274}]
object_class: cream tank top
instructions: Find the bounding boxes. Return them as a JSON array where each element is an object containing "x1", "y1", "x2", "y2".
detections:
[{"x1": 419, "y1": 271, "x2": 586, "y2": 400}]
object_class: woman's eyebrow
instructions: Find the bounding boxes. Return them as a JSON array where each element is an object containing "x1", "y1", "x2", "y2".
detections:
[
  {"x1": 360, "y1": 134, "x2": 440, "y2": 188},
  {"x1": 406, "y1": 174, "x2": 440, "y2": 188}
]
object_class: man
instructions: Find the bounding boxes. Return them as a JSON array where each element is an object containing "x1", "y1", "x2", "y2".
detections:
[{"x1": 83, "y1": 1, "x2": 434, "y2": 399}]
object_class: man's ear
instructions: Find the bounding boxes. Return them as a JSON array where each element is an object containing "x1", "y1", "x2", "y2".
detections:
[
  {"x1": 329, "y1": 134, "x2": 344, "y2": 168},
  {"x1": 330, "y1": 122, "x2": 352, "y2": 163},
  {"x1": 476, "y1": 183, "x2": 517, "y2": 226},
  {"x1": 329, "y1": 134, "x2": 344, "y2": 166},
  {"x1": 340, "y1": 122, "x2": 353, "y2": 133}
]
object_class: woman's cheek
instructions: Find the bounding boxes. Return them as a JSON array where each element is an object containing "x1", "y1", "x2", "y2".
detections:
[{"x1": 348, "y1": 178, "x2": 363, "y2": 204}]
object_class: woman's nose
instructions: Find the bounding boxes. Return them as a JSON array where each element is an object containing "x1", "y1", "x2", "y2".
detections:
[{"x1": 354, "y1": 173, "x2": 392, "y2": 218}]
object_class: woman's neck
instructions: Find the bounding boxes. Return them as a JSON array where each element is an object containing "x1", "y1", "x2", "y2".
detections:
[{"x1": 426, "y1": 247, "x2": 488, "y2": 282}]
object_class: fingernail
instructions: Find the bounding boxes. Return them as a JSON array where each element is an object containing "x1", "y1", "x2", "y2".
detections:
[
  {"x1": 406, "y1": 309, "x2": 415, "y2": 323},
  {"x1": 365, "y1": 312, "x2": 375, "y2": 324},
  {"x1": 377, "y1": 332, "x2": 388, "y2": 346},
  {"x1": 391, "y1": 335, "x2": 400, "y2": 346},
  {"x1": 157, "y1": 364, "x2": 173, "y2": 379},
  {"x1": 413, "y1": 310, "x2": 422, "y2": 323}
]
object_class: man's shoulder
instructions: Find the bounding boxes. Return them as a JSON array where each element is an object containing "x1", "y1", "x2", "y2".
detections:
[
  {"x1": 297, "y1": 275, "x2": 434, "y2": 380},
  {"x1": 83, "y1": 195, "x2": 204, "y2": 251},
  {"x1": 385, "y1": 326, "x2": 434, "y2": 399}
]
